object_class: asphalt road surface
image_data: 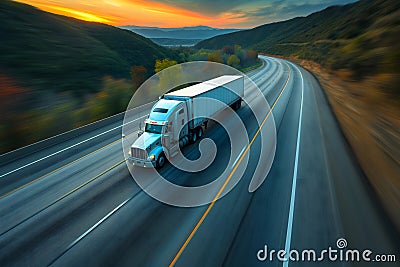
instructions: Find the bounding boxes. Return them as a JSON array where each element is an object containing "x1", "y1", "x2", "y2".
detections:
[{"x1": 0, "y1": 56, "x2": 398, "y2": 266}]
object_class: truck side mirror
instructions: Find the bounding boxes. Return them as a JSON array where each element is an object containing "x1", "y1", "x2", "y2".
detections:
[{"x1": 138, "y1": 130, "x2": 144, "y2": 137}]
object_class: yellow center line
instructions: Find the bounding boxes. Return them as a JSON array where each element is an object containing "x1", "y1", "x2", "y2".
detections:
[
  {"x1": 53, "y1": 159, "x2": 126, "y2": 203},
  {"x1": 169, "y1": 64, "x2": 291, "y2": 267},
  {"x1": 0, "y1": 138, "x2": 121, "y2": 199}
]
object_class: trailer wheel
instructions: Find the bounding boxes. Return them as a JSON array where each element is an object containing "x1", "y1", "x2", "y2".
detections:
[
  {"x1": 197, "y1": 127, "x2": 203, "y2": 139},
  {"x1": 190, "y1": 131, "x2": 197, "y2": 143},
  {"x1": 156, "y1": 153, "x2": 166, "y2": 169}
]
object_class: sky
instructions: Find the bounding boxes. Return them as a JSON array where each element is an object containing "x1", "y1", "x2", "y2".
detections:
[{"x1": 17, "y1": 0, "x2": 357, "y2": 28}]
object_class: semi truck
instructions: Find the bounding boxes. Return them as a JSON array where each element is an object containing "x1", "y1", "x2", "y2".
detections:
[{"x1": 128, "y1": 75, "x2": 244, "y2": 169}]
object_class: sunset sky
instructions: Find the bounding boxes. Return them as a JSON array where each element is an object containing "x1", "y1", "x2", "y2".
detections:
[{"x1": 17, "y1": 0, "x2": 357, "y2": 28}]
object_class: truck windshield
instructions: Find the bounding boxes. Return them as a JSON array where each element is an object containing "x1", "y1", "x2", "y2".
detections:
[
  {"x1": 145, "y1": 123, "x2": 163, "y2": 134},
  {"x1": 153, "y1": 108, "x2": 168, "y2": 113}
]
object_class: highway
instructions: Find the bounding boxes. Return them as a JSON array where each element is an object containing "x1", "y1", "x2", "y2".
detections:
[{"x1": 0, "y1": 56, "x2": 398, "y2": 266}]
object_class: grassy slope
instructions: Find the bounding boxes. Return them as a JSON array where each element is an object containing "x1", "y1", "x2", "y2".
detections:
[
  {"x1": 0, "y1": 0, "x2": 177, "y2": 95},
  {"x1": 298, "y1": 59, "x2": 400, "y2": 232}
]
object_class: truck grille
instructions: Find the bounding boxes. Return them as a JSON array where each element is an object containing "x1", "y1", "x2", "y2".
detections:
[{"x1": 131, "y1": 147, "x2": 147, "y2": 159}]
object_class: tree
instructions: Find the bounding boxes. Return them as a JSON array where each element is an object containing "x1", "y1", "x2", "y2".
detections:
[
  {"x1": 157, "y1": 64, "x2": 182, "y2": 95},
  {"x1": 222, "y1": 45, "x2": 234, "y2": 55},
  {"x1": 247, "y1": 50, "x2": 258, "y2": 62},
  {"x1": 227, "y1": 54, "x2": 240, "y2": 67},
  {"x1": 155, "y1": 58, "x2": 178, "y2": 73},
  {"x1": 130, "y1": 65, "x2": 147, "y2": 89},
  {"x1": 207, "y1": 50, "x2": 224, "y2": 63},
  {"x1": 234, "y1": 45, "x2": 245, "y2": 61}
]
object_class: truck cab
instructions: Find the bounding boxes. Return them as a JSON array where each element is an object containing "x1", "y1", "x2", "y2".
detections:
[{"x1": 129, "y1": 99, "x2": 188, "y2": 168}]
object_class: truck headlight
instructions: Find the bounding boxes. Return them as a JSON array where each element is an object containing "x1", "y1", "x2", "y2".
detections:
[
  {"x1": 128, "y1": 150, "x2": 131, "y2": 156},
  {"x1": 149, "y1": 154, "x2": 155, "y2": 161}
]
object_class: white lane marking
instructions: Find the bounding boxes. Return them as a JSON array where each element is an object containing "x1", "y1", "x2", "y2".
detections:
[
  {"x1": 283, "y1": 62, "x2": 304, "y2": 267},
  {"x1": 0, "y1": 114, "x2": 148, "y2": 178},
  {"x1": 231, "y1": 146, "x2": 247, "y2": 169},
  {"x1": 49, "y1": 197, "x2": 131, "y2": 265},
  {"x1": 70, "y1": 197, "x2": 129, "y2": 249}
]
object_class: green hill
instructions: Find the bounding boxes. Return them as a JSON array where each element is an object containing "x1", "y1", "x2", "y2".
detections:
[
  {"x1": 196, "y1": 0, "x2": 400, "y2": 82},
  {"x1": 0, "y1": 0, "x2": 177, "y2": 95},
  {"x1": 0, "y1": 0, "x2": 179, "y2": 153}
]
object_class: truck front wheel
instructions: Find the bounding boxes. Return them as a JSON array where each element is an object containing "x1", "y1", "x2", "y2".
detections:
[{"x1": 156, "y1": 153, "x2": 166, "y2": 169}]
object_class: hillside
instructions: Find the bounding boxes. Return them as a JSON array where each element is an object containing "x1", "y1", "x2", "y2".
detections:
[
  {"x1": 119, "y1": 25, "x2": 240, "y2": 39},
  {"x1": 0, "y1": 0, "x2": 177, "y2": 95},
  {"x1": 150, "y1": 38, "x2": 203, "y2": 47},
  {"x1": 197, "y1": 0, "x2": 400, "y2": 82},
  {"x1": 0, "y1": 0, "x2": 178, "y2": 153}
]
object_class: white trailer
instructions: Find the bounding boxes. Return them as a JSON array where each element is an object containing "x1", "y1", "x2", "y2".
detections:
[
  {"x1": 164, "y1": 75, "x2": 244, "y2": 129},
  {"x1": 129, "y1": 75, "x2": 244, "y2": 169}
]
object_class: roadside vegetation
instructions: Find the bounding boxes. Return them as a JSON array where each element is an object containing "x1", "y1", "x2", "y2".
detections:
[{"x1": 176, "y1": 45, "x2": 260, "y2": 71}]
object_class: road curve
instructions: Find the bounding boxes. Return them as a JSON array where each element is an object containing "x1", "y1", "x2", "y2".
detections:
[{"x1": 0, "y1": 56, "x2": 398, "y2": 267}]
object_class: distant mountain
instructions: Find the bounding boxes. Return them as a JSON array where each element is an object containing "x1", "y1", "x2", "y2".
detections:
[
  {"x1": 122, "y1": 25, "x2": 217, "y2": 32},
  {"x1": 0, "y1": 1, "x2": 177, "y2": 94},
  {"x1": 196, "y1": 0, "x2": 400, "y2": 78},
  {"x1": 150, "y1": 38, "x2": 203, "y2": 47},
  {"x1": 119, "y1": 25, "x2": 242, "y2": 46}
]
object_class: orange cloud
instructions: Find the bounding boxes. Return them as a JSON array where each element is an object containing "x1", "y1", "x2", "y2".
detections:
[
  {"x1": 37, "y1": 5, "x2": 113, "y2": 23},
  {"x1": 16, "y1": 0, "x2": 249, "y2": 28}
]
